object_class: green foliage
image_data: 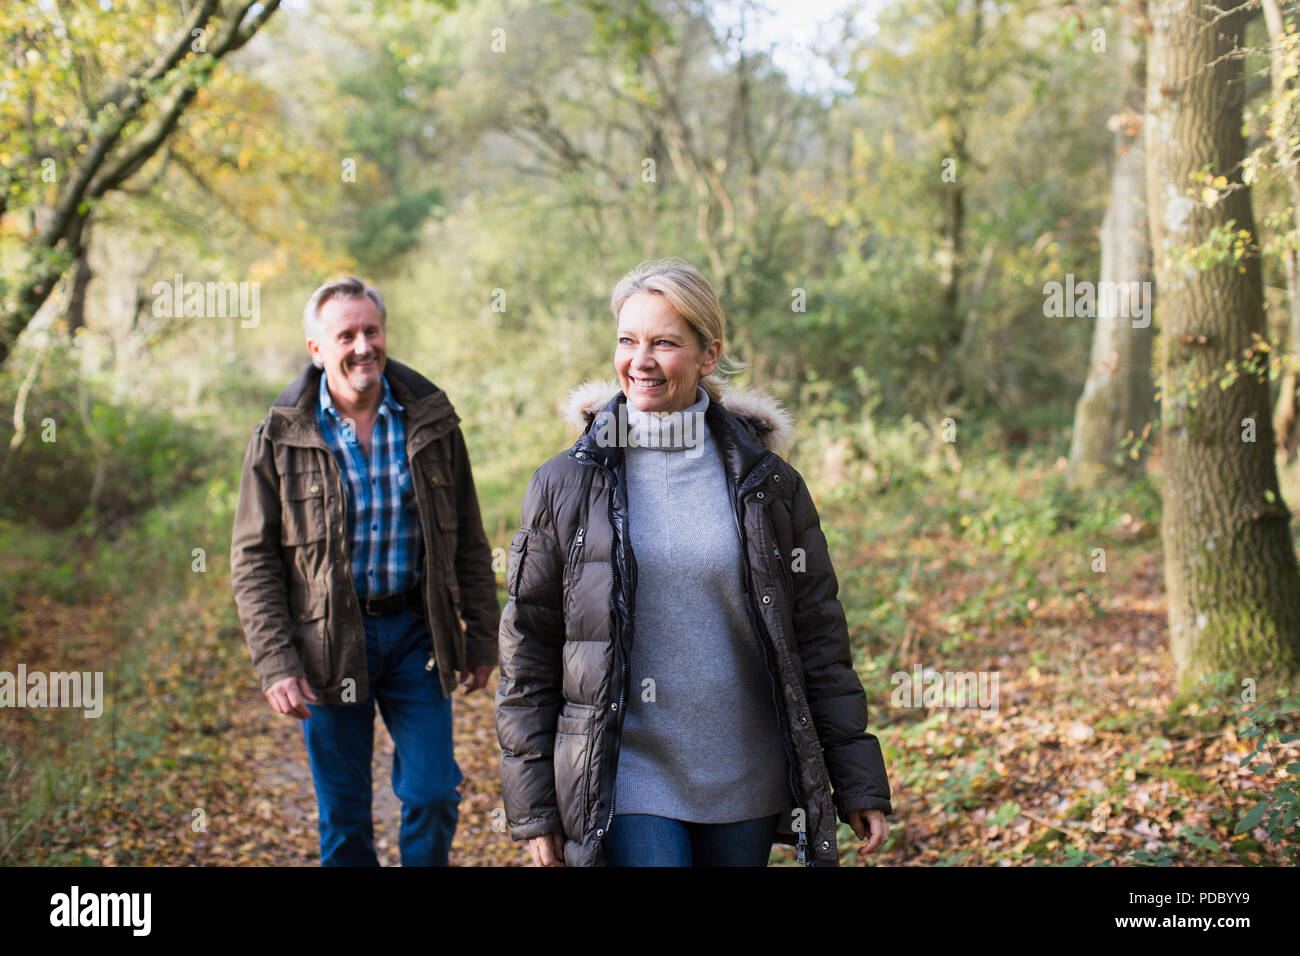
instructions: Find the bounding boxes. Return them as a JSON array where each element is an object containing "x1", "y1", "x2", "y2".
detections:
[
  {"x1": 832, "y1": 0, "x2": 1117, "y2": 419},
  {"x1": 1156, "y1": 333, "x2": 1295, "y2": 413},
  {"x1": 0, "y1": 0, "x2": 302, "y2": 370},
  {"x1": 0, "y1": 521, "x2": 82, "y2": 637},
  {"x1": 0, "y1": 468, "x2": 245, "y2": 863},
  {"x1": 1234, "y1": 695, "x2": 1300, "y2": 864},
  {"x1": 331, "y1": 6, "x2": 454, "y2": 271},
  {"x1": 892, "y1": 714, "x2": 1001, "y2": 817},
  {"x1": 1173, "y1": 219, "x2": 1256, "y2": 273},
  {"x1": 576, "y1": 0, "x2": 672, "y2": 69},
  {"x1": 1127, "y1": 840, "x2": 1176, "y2": 867},
  {"x1": 0, "y1": 352, "x2": 212, "y2": 529}
]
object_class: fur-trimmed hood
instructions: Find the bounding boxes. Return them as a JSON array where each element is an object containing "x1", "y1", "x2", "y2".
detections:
[{"x1": 563, "y1": 379, "x2": 794, "y2": 455}]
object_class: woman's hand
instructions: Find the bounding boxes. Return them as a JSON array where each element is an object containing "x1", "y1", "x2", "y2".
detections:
[
  {"x1": 848, "y1": 809, "x2": 888, "y2": 854},
  {"x1": 526, "y1": 833, "x2": 566, "y2": 867}
]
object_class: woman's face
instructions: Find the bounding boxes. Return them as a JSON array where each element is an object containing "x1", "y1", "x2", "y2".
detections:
[{"x1": 616, "y1": 292, "x2": 720, "y2": 413}]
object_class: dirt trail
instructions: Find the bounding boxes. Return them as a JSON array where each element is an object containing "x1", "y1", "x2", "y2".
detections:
[{"x1": 253, "y1": 681, "x2": 524, "y2": 866}]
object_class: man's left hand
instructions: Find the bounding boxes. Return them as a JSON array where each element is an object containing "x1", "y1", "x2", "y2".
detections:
[
  {"x1": 848, "y1": 809, "x2": 888, "y2": 854},
  {"x1": 459, "y1": 664, "x2": 492, "y2": 694}
]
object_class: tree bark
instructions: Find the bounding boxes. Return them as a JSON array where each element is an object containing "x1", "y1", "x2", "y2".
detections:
[
  {"x1": 1261, "y1": 0, "x2": 1300, "y2": 463},
  {"x1": 1148, "y1": 0, "x2": 1300, "y2": 687},
  {"x1": 1067, "y1": 28, "x2": 1155, "y2": 489},
  {"x1": 65, "y1": 215, "x2": 94, "y2": 336},
  {"x1": 935, "y1": 1, "x2": 982, "y2": 409}
]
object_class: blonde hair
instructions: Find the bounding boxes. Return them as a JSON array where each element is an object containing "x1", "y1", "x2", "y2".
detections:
[{"x1": 609, "y1": 258, "x2": 743, "y2": 402}]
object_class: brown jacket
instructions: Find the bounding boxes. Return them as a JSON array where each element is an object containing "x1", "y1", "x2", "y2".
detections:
[
  {"x1": 231, "y1": 360, "x2": 500, "y2": 703},
  {"x1": 495, "y1": 381, "x2": 892, "y2": 866}
]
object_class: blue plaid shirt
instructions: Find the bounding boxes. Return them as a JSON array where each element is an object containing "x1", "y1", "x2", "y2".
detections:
[{"x1": 317, "y1": 370, "x2": 423, "y2": 599}]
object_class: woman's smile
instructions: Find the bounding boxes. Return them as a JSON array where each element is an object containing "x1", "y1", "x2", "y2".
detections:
[{"x1": 615, "y1": 291, "x2": 718, "y2": 413}]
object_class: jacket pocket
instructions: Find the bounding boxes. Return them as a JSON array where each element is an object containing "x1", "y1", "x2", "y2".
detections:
[
  {"x1": 760, "y1": 515, "x2": 796, "y2": 599},
  {"x1": 561, "y1": 526, "x2": 585, "y2": 623},
  {"x1": 562, "y1": 525, "x2": 585, "y2": 593},
  {"x1": 554, "y1": 701, "x2": 598, "y2": 839},
  {"x1": 446, "y1": 578, "x2": 467, "y2": 667},
  {"x1": 424, "y1": 461, "x2": 458, "y2": 531},
  {"x1": 280, "y1": 470, "x2": 327, "y2": 546},
  {"x1": 289, "y1": 586, "x2": 329, "y2": 689},
  {"x1": 506, "y1": 529, "x2": 529, "y2": 599}
]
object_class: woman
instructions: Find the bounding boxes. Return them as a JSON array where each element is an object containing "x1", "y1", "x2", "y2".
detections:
[{"x1": 495, "y1": 258, "x2": 892, "y2": 867}]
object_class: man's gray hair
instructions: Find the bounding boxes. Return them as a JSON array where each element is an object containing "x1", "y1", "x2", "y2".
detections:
[{"x1": 303, "y1": 276, "x2": 387, "y2": 368}]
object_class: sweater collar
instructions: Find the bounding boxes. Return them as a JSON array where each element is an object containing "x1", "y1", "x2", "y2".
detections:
[
  {"x1": 623, "y1": 386, "x2": 710, "y2": 452},
  {"x1": 573, "y1": 387, "x2": 770, "y2": 485}
]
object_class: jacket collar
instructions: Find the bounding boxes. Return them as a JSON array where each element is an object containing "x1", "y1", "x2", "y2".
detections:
[
  {"x1": 266, "y1": 359, "x2": 458, "y2": 448},
  {"x1": 568, "y1": 380, "x2": 789, "y2": 484},
  {"x1": 564, "y1": 378, "x2": 793, "y2": 454},
  {"x1": 319, "y1": 367, "x2": 403, "y2": 421}
]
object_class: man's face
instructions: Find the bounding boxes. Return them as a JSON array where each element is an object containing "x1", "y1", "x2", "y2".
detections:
[{"x1": 308, "y1": 295, "x2": 386, "y2": 402}]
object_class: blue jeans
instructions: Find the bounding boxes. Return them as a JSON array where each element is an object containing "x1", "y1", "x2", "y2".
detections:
[
  {"x1": 301, "y1": 604, "x2": 461, "y2": 866},
  {"x1": 603, "y1": 813, "x2": 779, "y2": 867}
]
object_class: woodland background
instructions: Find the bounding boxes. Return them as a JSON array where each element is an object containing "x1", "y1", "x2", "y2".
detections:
[{"x1": 1, "y1": 0, "x2": 1299, "y2": 866}]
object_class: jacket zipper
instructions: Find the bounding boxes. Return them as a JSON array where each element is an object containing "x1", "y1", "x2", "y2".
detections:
[
  {"x1": 334, "y1": 461, "x2": 363, "y2": 600},
  {"x1": 322, "y1": 450, "x2": 354, "y2": 685},
  {"x1": 402, "y1": 417, "x2": 455, "y2": 671},
  {"x1": 601, "y1": 482, "x2": 627, "y2": 842},
  {"x1": 567, "y1": 524, "x2": 591, "y2": 819},
  {"x1": 573, "y1": 445, "x2": 805, "y2": 863},
  {"x1": 408, "y1": 427, "x2": 443, "y2": 672},
  {"x1": 571, "y1": 450, "x2": 630, "y2": 850},
  {"x1": 568, "y1": 526, "x2": 586, "y2": 581},
  {"x1": 731, "y1": 457, "x2": 809, "y2": 865}
]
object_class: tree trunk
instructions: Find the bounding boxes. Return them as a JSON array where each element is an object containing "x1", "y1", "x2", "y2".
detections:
[
  {"x1": 935, "y1": 1, "x2": 984, "y2": 410},
  {"x1": 1148, "y1": 0, "x2": 1300, "y2": 687},
  {"x1": 65, "y1": 217, "x2": 94, "y2": 336},
  {"x1": 1067, "y1": 29, "x2": 1154, "y2": 489},
  {"x1": 1262, "y1": 0, "x2": 1300, "y2": 463}
]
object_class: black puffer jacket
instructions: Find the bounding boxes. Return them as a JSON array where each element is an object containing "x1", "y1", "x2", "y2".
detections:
[{"x1": 495, "y1": 382, "x2": 892, "y2": 866}]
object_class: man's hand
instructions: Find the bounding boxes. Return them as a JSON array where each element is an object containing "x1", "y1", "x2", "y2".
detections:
[
  {"x1": 526, "y1": 833, "x2": 566, "y2": 867},
  {"x1": 848, "y1": 809, "x2": 889, "y2": 854},
  {"x1": 459, "y1": 664, "x2": 492, "y2": 694},
  {"x1": 266, "y1": 675, "x2": 317, "y2": 719}
]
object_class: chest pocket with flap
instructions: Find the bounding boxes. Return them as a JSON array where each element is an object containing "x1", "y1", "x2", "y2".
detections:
[{"x1": 280, "y1": 470, "x2": 327, "y2": 546}]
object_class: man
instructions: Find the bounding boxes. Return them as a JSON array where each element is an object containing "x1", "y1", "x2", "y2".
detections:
[{"x1": 231, "y1": 275, "x2": 499, "y2": 866}]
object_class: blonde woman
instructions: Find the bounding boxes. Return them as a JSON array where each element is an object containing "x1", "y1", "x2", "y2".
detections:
[{"x1": 495, "y1": 258, "x2": 891, "y2": 866}]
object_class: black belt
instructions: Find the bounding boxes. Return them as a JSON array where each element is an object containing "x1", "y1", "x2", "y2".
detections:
[{"x1": 359, "y1": 584, "x2": 422, "y2": 616}]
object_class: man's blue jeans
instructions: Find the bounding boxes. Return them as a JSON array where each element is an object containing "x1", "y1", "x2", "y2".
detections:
[
  {"x1": 603, "y1": 813, "x2": 779, "y2": 867},
  {"x1": 301, "y1": 604, "x2": 461, "y2": 866}
]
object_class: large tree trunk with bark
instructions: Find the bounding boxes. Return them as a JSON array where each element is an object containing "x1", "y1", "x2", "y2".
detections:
[
  {"x1": 1262, "y1": 0, "x2": 1300, "y2": 463},
  {"x1": 1147, "y1": 0, "x2": 1300, "y2": 687},
  {"x1": 1067, "y1": 28, "x2": 1154, "y2": 490}
]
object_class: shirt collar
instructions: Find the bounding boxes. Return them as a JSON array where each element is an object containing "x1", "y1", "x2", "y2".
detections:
[{"x1": 319, "y1": 367, "x2": 404, "y2": 421}]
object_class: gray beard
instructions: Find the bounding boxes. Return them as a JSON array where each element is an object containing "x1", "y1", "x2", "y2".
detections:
[{"x1": 347, "y1": 362, "x2": 381, "y2": 389}]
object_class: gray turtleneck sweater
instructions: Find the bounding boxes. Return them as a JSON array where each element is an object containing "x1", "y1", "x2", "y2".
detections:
[{"x1": 613, "y1": 386, "x2": 790, "y2": 823}]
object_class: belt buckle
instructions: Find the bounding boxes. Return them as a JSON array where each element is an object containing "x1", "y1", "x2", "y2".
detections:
[{"x1": 362, "y1": 595, "x2": 380, "y2": 616}]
